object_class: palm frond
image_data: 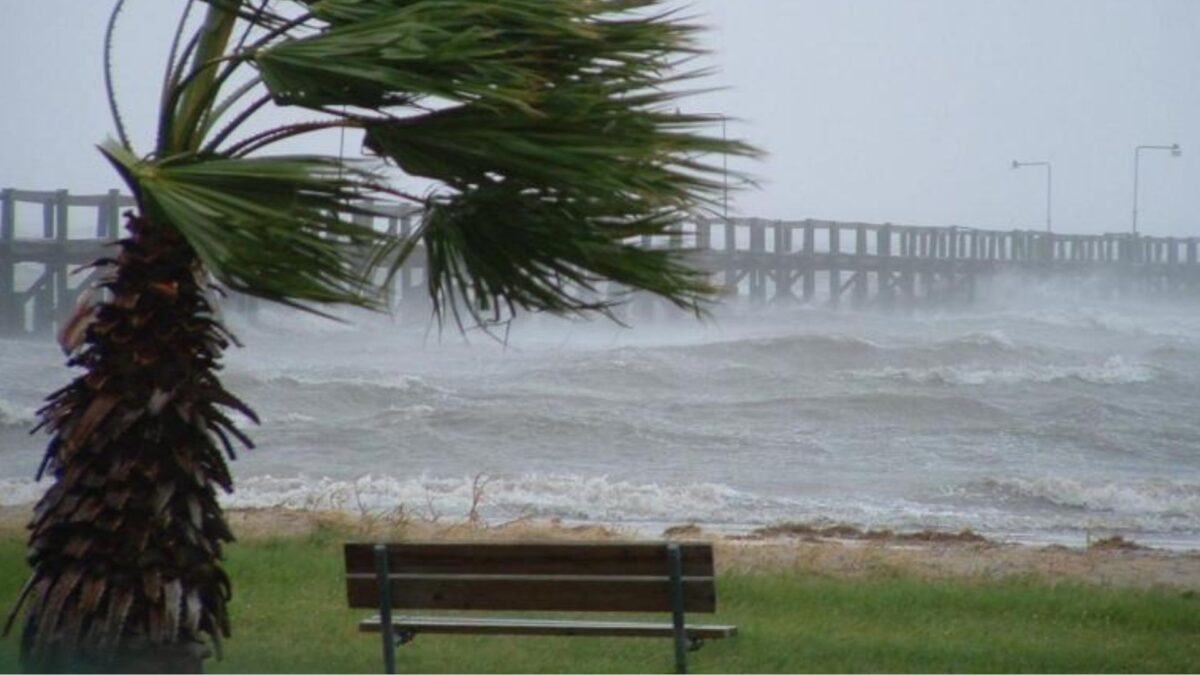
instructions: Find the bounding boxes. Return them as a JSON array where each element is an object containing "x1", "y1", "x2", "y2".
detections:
[
  {"x1": 123, "y1": 0, "x2": 759, "y2": 319},
  {"x1": 252, "y1": 0, "x2": 698, "y2": 111},
  {"x1": 238, "y1": 0, "x2": 756, "y2": 320},
  {"x1": 393, "y1": 182, "x2": 715, "y2": 324},
  {"x1": 100, "y1": 140, "x2": 390, "y2": 312}
]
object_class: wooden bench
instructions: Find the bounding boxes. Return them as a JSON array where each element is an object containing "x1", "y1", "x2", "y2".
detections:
[{"x1": 344, "y1": 541, "x2": 737, "y2": 674}]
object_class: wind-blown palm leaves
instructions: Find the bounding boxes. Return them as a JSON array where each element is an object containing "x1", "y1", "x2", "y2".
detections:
[{"x1": 5, "y1": 0, "x2": 755, "y2": 670}]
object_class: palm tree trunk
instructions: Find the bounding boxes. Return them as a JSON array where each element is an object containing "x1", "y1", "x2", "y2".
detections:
[{"x1": 7, "y1": 212, "x2": 252, "y2": 672}]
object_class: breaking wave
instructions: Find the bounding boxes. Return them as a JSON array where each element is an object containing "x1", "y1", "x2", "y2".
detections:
[
  {"x1": 959, "y1": 476, "x2": 1200, "y2": 520},
  {"x1": 0, "y1": 398, "x2": 37, "y2": 429},
  {"x1": 851, "y1": 356, "x2": 1155, "y2": 386}
]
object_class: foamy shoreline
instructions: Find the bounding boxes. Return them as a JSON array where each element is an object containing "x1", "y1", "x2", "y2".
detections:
[{"x1": 2, "y1": 504, "x2": 1197, "y2": 590}]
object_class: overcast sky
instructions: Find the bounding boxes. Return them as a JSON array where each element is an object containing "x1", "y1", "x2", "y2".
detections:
[{"x1": 2, "y1": 0, "x2": 1197, "y2": 235}]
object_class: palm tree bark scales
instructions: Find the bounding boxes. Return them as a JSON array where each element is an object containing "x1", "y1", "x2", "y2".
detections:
[{"x1": 9, "y1": 213, "x2": 249, "y2": 672}]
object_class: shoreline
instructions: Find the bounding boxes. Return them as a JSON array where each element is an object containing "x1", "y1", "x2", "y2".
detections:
[{"x1": 3, "y1": 504, "x2": 1197, "y2": 590}]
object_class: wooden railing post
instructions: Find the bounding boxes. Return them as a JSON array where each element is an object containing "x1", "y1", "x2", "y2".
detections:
[
  {"x1": 0, "y1": 189, "x2": 15, "y2": 335},
  {"x1": 55, "y1": 190, "x2": 70, "y2": 326},
  {"x1": 773, "y1": 220, "x2": 793, "y2": 300},
  {"x1": 878, "y1": 225, "x2": 893, "y2": 307},
  {"x1": 828, "y1": 223, "x2": 840, "y2": 306},
  {"x1": 98, "y1": 188, "x2": 120, "y2": 238},
  {"x1": 802, "y1": 221, "x2": 815, "y2": 302},
  {"x1": 853, "y1": 224, "x2": 867, "y2": 305},
  {"x1": 695, "y1": 218, "x2": 711, "y2": 251},
  {"x1": 723, "y1": 217, "x2": 737, "y2": 298},
  {"x1": 749, "y1": 218, "x2": 765, "y2": 302}
]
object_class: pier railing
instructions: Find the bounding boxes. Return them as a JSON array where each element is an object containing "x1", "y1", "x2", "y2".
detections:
[{"x1": 3, "y1": 188, "x2": 1197, "y2": 335}]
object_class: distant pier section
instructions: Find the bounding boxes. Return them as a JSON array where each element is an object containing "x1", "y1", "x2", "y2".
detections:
[{"x1": 3, "y1": 188, "x2": 1198, "y2": 336}]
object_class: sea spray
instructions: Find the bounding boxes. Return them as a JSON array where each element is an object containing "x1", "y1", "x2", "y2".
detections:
[{"x1": 2, "y1": 299, "x2": 1199, "y2": 548}]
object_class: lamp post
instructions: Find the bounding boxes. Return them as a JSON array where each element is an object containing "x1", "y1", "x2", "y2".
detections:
[
  {"x1": 1011, "y1": 160, "x2": 1053, "y2": 232},
  {"x1": 1132, "y1": 143, "x2": 1181, "y2": 235}
]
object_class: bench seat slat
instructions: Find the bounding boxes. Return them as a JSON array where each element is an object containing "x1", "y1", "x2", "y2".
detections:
[
  {"x1": 358, "y1": 615, "x2": 738, "y2": 640},
  {"x1": 345, "y1": 543, "x2": 714, "y2": 577},
  {"x1": 346, "y1": 574, "x2": 717, "y2": 613}
]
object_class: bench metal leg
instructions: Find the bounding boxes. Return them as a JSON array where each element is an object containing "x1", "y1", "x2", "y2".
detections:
[
  {"x1": 667, "y1": 543, "x2": 688, "y2": 675},
  {"x1": 375, "y1": 544, "x2": 396, "y2": 675}
]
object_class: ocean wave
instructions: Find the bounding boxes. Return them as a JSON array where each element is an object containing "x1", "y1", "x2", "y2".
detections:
[
  {"x1": 693, "y1": 332, "x2": 882, "y2": 358},
  {"x1": 247, "y1": 373, "x2": 446, "y2": 395},
  {"x1": 0, "y1": 399, "x2": 38, "y2": 428},
  {"x1": 0, "y1": 479, "x2": 48, "y2": 506},
  {"x1": 274, "y1": 412, "x2": 317, "y2": 425},
  {"x1": 999, "y1": 307, "x2": 1200, "y2": 340},
  {"x1": 937, "y1": 330, "x2": 1018, "y2": 351},
  {"x1": 3, "y1": 472, "x2": 1197, "y2": 541},
  {"x1": 962, "y1": 476, "x2": 1200, "y2": 518},
  {"x1": 212, "y1": 473, "x2": 776, "y2": 523},
  {"x1": 851, "y1": 356, "x2": 1154, "y2": 386},
  {"x1": 676, "y1": 334, "x2": 887, "y2": 376},
  {"x1": 0, "y1": 473, "x2": 795, "y2": 524}
]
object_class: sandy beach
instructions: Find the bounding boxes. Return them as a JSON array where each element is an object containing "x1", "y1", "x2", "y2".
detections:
[{"x1": 3, "y1": 504, "x2": 1196, "y2": 591}]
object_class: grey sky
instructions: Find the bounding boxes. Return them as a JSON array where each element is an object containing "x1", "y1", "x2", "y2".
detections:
[{"x1": 2, "y1": 0, "x2": 1197, "y2": 235}]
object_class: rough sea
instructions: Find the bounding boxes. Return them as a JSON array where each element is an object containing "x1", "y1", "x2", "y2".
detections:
[{"x1": 3, "y1": 278, "x2": 1199, "y2": 549}]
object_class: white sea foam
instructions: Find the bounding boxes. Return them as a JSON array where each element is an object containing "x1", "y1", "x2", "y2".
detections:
[
  {"x1": 953, "y1": 330, "x2": 1016, "y2": 349},
  {"x1": 219, "y1": 473, "x2": 769, "y2": 523},
  {"x1": 251, "y1": 373, "x2": 443, "y2": 394},
  {"x1": 0, "y1": 479, "x2": 48, "y2": 506},
  {"x1": 851, "y1": 355, "x2": 1154, "y2": 386},
  {"x1": 2, "y1": 471, "x2": 1196, "y2": 542},
  {"x1": 0, "y1": 399, "x2": 37, "y2": 428},
  {"x1": 999, "y1": 306, "x2": 1200, "y2": 341},
  {"x1": 973, "y1": 476, "x2": 1200, "y2": 518}
]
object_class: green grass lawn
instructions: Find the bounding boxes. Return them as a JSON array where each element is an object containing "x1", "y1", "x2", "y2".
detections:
[{"x1": 1, "y1": 529, "x2": 1197, "y2": 673}]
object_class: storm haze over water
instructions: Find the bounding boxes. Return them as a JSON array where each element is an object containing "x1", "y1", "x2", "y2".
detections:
[{"x1": 4, "y1": 289, "x2": 1200, "y2": 549}]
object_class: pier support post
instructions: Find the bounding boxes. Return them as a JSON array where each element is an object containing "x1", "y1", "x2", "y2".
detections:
[
  {"x1": 54, "y1": 189, "x2": 71, "y2": 327},
  {"x1": 0, "y1": 189, "x2": 14, "y2": 335},
  {"x1": 773, "y1": 220, "x2": 794, "y2": 301},
  {"x1": 852, "y1": 224, "x2": 868, "y2": 306},
  {"x1": 828, "y1": 223, "x2": 841, "y2": 307},
  {"x1": 878, "y1": 225, "x2": 894, "y2": 308},
  {"x1": 749, "y1": 218, "x2": 766, "y2": 302},
  {"x1": 802, "y1": 221, "x2": 815, "y2": 302}
]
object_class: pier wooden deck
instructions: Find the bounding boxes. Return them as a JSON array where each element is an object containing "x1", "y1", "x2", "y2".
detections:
[{"x1": 3, "y1": 189, "x2": 1197, "y2": 336}]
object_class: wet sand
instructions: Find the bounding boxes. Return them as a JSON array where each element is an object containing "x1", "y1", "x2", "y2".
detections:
[{"x1": 3, "y1": 504, "x2": 1197, "y2": 589}]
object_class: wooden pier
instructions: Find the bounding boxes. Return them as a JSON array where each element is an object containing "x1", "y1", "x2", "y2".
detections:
[
  {"x1": 3, "y1": 188, "x2": 1198, "y2": 336},
  {"x1": 684, "y1": 216, "x2": 1200, "y2": 309}
]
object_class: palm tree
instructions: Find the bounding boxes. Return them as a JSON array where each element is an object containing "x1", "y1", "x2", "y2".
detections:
[{"x1": 3, "y1": 0, "x2": 754, "y2": 671}]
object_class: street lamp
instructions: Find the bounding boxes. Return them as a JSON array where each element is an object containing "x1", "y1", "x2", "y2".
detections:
[
  {"x1": 1011, "y1": 160, "x2": 1053, "y2": 232},
  {"x1": 1132, "y1": 143, "x2": 1181, "y2": 235}
]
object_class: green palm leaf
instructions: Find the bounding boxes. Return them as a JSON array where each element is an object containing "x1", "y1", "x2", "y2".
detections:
[
  {"x1": 411, "y1": 181, "x2": 714, "y2": 322},
  {"x1": 101, "y1": 140, "x2": 390, "y2": 311},
  {"x1": 242, "y1": 0, "x2": 759, "y2": 319}
]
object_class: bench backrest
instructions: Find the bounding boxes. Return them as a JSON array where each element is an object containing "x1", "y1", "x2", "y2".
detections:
[{"x1": 344, "y1": 542, "x2": 716, "y2": 613}]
